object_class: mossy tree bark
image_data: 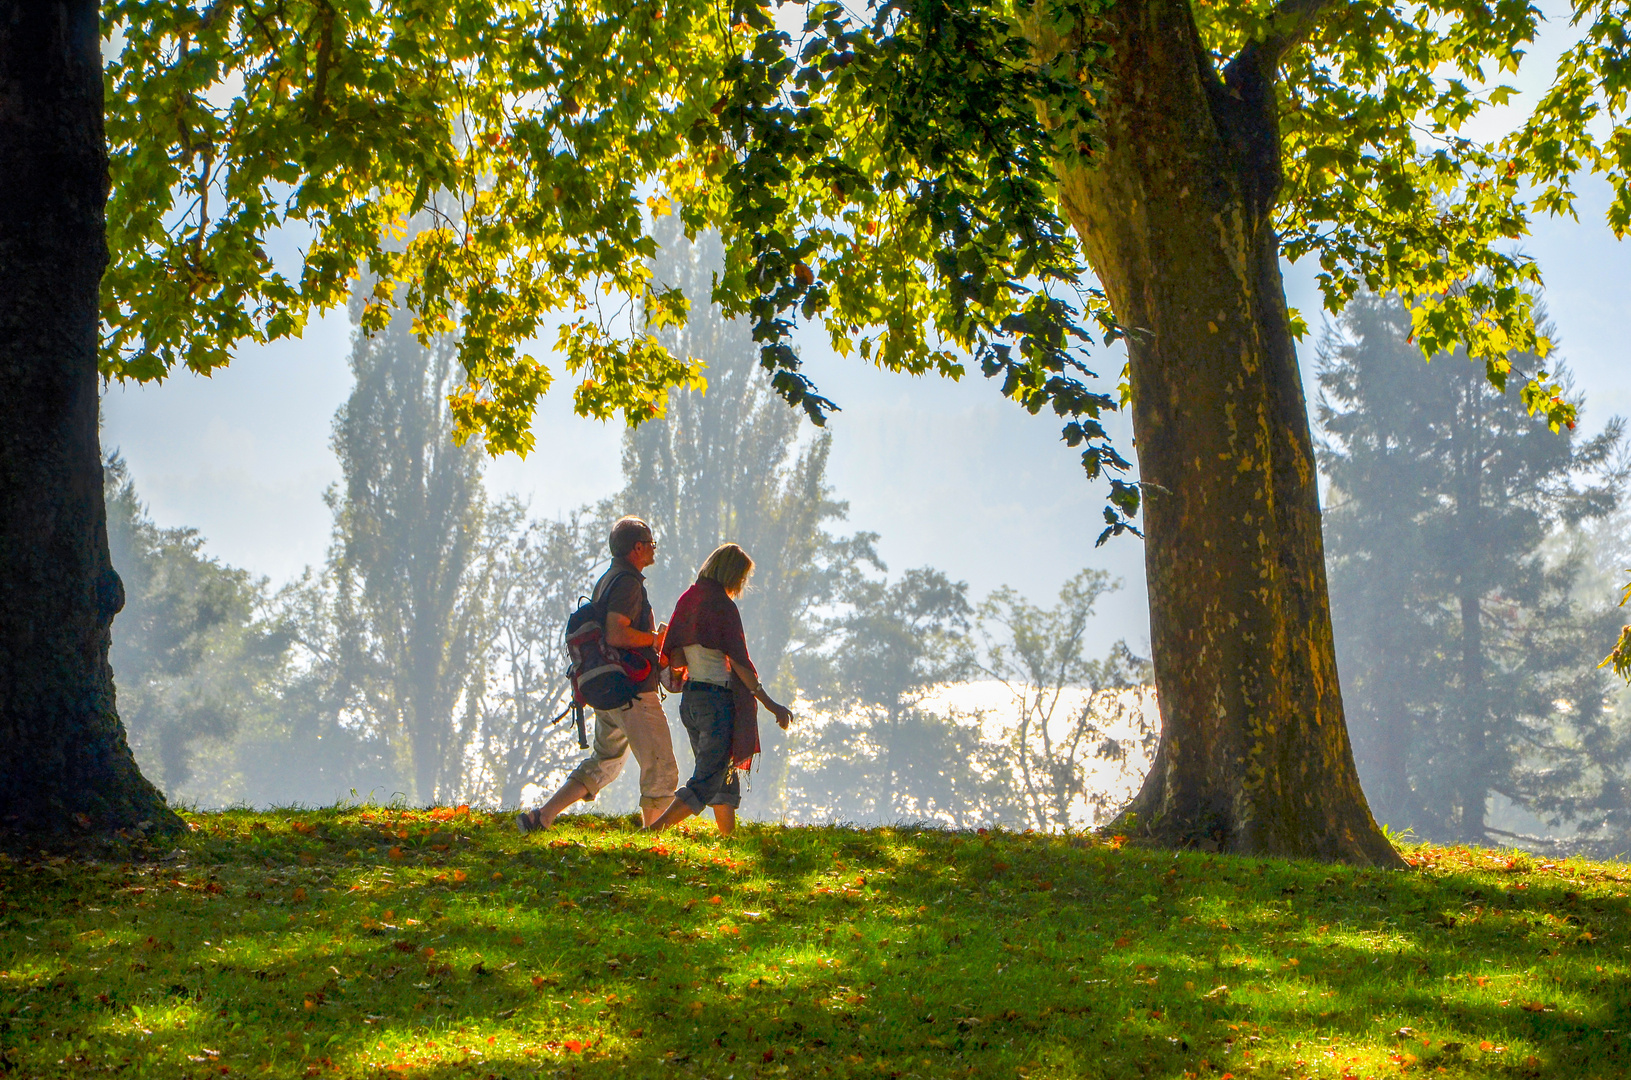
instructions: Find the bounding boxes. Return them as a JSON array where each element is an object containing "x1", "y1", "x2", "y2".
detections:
[
  {"x1": 0, "y1": 1, "x2": 178, "y2": 840},
  {"x1": 1048, "y1": 0, "x2": 1402, "y2": 865}
]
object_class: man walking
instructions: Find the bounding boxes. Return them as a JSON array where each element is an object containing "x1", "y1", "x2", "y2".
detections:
[{"x1": 516, "y1": 517, "x2": 678, "y2": 830}]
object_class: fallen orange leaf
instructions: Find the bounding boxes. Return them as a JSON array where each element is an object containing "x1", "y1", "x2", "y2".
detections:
[{"x1": 388, "y1": 847, "x2": 404, "y2": 861}]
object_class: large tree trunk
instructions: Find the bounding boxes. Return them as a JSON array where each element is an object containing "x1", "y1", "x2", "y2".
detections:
[
  {"x1": 0, "y1": 1, "x2": 178, "y2": 839},
  {"x1": 1048, "y1": 0, "x2": 1400, "y2": 865}
]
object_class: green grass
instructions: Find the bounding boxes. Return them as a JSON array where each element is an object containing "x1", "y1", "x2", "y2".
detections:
[{"x1": 1, "y1": 808, "x2": 1627, "y2": 1079}]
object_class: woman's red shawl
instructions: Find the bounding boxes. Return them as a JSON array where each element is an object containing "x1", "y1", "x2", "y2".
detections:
[{"x1": 661, "y1": 578, "x2": 760, "y2": 771}]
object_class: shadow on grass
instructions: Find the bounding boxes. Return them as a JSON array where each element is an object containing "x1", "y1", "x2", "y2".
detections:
[{"x1": 1, "y1": 809, "x2": 1628, "y2": 1078}]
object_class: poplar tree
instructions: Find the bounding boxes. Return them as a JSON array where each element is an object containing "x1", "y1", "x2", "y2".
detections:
[
  {"x1": 325, "y1": 295, "x2": 494, "y2": 804},
  {"x1": 621, "y1": 217, "x2": 872, "y2": 687}
]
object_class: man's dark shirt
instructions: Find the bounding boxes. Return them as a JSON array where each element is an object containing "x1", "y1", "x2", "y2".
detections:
[{"x1": 594, "y1": 557, "x2": 660, "y2": 694}]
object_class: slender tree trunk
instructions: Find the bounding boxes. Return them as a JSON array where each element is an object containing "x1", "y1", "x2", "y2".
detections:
[
  {"x1": 1457, "y1": 589, "x2": 1487, "y2": 841},
  {"x1": 1366, "y1": 672, "x2": 1415, "y2": 831},
  {"x1": 882, "y1": 704, "x2": 901, "y2": 819},
  {"x1": 0, "y1": 1, "x2": 178, "y2": 839},
  {"x1": 1454, "y1": 389, "x2": 1488, "y2": 841},
  {"x1": 1046, "y1": 0, "x2": 1399, "y2": 865}
]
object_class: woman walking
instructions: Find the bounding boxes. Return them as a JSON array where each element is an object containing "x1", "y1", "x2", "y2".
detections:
[{"x1": 647, "y1": 543, "x2": 793, "y2": 834}]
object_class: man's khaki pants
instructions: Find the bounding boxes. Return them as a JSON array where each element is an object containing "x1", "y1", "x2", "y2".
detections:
[{"x1": 565, "y1": 691, "x2": 678, "y2": 811}]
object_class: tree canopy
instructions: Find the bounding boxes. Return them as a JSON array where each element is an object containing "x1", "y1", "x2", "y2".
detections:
[{"x1": 104, "y1": 0, "x2": 1616, "y2": 527}]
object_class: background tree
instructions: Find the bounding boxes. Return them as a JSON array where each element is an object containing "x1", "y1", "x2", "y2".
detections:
[
  {"x1": 791, "y1": 568, "x2": 975, "y2": 820},
  {"x1": 325, "y1": 293, "x2": 495, "y2": 804},
  {"x1": 104, "y1": 456, "x2": 289, "y2": 798},
  {"x1": 773, "y1": 704, "x2": 1024, "y2": 827},
  {"x1": 977, "y1": 571, "x2": 1153, "y2": 832},
  {"x1": 1319, "y1": 291, "x2": 1629, "y2": 846},
  {"x1": 465, "y1": 504, "x2": 608, "y2": 808},
  {"x1": 210, "y1": 562, "x2": 400, "y2": 808},
  {"x1": 622, "y1": 218, "x2": 874, "y2": 689},
  {"x1": 1590, "y1": 502, "x2": 1631, "y2": 686}
]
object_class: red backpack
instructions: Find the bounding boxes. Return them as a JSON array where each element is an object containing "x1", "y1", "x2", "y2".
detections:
[{"x1": 556, "y1": 570, "x2": 653, "y2": 745}]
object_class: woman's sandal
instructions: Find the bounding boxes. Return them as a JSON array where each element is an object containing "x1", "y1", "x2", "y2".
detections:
[{"x1": 515, "y1": 808, "x2": 547, "y2": 834}]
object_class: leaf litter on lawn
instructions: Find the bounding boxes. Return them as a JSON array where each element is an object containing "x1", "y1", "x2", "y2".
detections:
[{"x1": 0, "y1": 810, "x2": 1627, "y2": 1077}]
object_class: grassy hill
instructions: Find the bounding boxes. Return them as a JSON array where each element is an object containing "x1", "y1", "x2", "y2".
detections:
[{"x1": 0, "y1": 808, "x2": 1625, "y2": 1078}]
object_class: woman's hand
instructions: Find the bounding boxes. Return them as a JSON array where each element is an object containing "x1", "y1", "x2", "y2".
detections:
[{"x1": 769, "y1": 702, "x2": 794, "y2": 730}]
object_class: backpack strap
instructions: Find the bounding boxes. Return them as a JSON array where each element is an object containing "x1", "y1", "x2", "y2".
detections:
[{"x1": 591, "y1": 568, "x2": 640, "y2": 622}]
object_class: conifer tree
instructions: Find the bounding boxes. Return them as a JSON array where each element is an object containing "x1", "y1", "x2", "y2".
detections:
[{"x1": 1318, "y1": 292, "x2": 1628, "y2": 845}]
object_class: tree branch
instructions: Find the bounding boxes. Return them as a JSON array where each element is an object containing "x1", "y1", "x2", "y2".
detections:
[
  {"x1": 1224, "y1": 0, "x2": 1336, "y2": 87},
  {"x1": 1201, "y1": 0, "x2": 1336, "y2": 222}
]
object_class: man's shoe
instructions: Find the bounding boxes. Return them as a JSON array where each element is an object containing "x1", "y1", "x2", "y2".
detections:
[{"x1": 515, "y1": 809, "x2": 546, "y2": 834}]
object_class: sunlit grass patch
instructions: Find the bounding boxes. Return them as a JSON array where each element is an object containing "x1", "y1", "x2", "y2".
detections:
[{"x1": 0, "y1": 814, "x2": 1627, "y2": 1077}]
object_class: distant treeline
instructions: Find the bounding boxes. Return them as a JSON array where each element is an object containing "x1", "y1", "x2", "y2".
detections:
[
  {"x1": 105, "y1": 239, "x2": 1630, "y2": 849},
  {"x1": 106, "y1": 223, "x2": 1152, "y2": 830}
]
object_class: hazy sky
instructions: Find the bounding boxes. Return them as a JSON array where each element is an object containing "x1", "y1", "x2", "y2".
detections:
[{"x1": 101, "y1": 23, "x2": 1630, "y2": 661}]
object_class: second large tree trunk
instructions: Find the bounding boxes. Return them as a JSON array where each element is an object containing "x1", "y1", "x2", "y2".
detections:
[
  {"x1": 1049, "y1": 0, "x2": 1400, "y2": 865},
  {"x1": 0, "y1": 1, "x2": 178, "y2": 840}
]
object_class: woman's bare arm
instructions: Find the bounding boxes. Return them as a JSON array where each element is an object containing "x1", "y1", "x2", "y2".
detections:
[{"x1": 727, "y1": 658, "x2": 794, "y2": 729}]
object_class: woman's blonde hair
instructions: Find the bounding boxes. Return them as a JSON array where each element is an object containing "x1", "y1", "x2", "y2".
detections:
[{"x1": 698, "y1": 543, "x2": 754, "y2": 597}]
